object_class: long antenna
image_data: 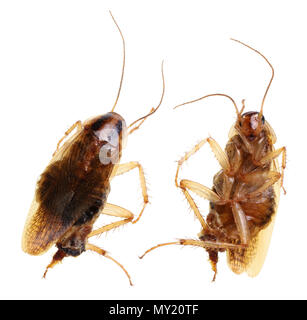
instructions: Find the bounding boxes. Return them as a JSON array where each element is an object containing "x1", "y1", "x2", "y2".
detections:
[
  {"x1": 128, "y1": 61, "x2": 165, "y2": 130},
  {"x1": 230, "y1": 38, "x2": 274, "y2": 116},
  {"x1": 109, "y1": 11, "x2": 125, "y2": 112},
  {"x1": 174, "y1": 93, "x2": 240, "y2": 117}
]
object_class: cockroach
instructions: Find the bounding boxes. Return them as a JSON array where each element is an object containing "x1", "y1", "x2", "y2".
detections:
[
  {"x1": 22, "y1": 12, "x2": 165, "y2": 286},
  {"x1": 140, "y1": 39, "x2": 286, "y2": 281}
]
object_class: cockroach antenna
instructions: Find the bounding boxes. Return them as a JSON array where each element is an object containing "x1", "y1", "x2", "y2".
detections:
[
  {"x1": 128, "y1": 60, "x2": 165, "y2": 134},
  {"x1": 174, "y1": 93, "x2": 241, "y2": 118},
  {"x1": 174, "y1": 39, "x2": 274, "y2": 120},
  {"x1": 230, "y1": 38, "x2": 274, "y2": 117},
  {"x1": 109, "y1": 10, "x2": 126, "y2": 113}
]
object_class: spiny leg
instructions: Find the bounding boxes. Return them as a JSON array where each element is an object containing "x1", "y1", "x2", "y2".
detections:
[
  {"x1": 86, "y1": 243, "x2": 133, "y2": 286},
  {"x1": 140, "y1": 239, "x2": 241, "y2": 259},
  {"x1": 179, "y1": 178, "x2": 230, "y2": 231},
  {"x1": 99, "y1": 203, "x2": 134, "y2": 219},
  {"x1": 43, "y1": 249, "x2": 66, "y2": 279},
  {"x1": 258, "y1": 146, "x2": 287, "y2": 194},
  {"x1": 240, "y1": 171, "x2": 281, "y2": 199},
  {"x1": 175, "y1": 139, "x2": 207, "y2": 187},
  {"x1": 175, "y1": 137, "x2": 231, "y2": 188},
  {"x1": 179, "y1": 179, "x2": 221, "y2": 231},
  {"x1": 140, "y1": 239, "x2": 242, "y2": 281},
  {"x1": 112, "y1": 162, "x2": 149, "y2": 224},
  {"x1": 89, "y1": 219, "x2": 133, "y2": 238},
  {"x1": 89, "y1": 203, "x2": 133, "y2": 238},
  {"x1": 180, "y1": 180, "x2": 250, "y2": 245},
  {"x1": 43, "y1": 205, "x2": 134, "y2": 279},
  {"x1": 175, "y1": 138, "x2": 230, "y2": 229},
  {"x1": 180, "y1": 179, "x2": 222, "y2": 203},
  {"x1": 53, "y1": 120, "x2": 82, "y2": 156}
]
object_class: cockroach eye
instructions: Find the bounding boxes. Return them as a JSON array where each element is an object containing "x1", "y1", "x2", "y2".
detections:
[
  {"x1": 261, "y1": 115, "x2": 265, "y2": 124},
  {"x1": 121, "y1": 119, "x2": 128, "y2": 149}
]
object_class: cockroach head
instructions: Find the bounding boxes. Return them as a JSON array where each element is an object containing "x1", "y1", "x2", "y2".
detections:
[
  {"x1": 86, "y1": 112, "x2": 128, "y2": 149},
  {"x1": 236, "y1": 111, "x2": 265, "y2": 141}
]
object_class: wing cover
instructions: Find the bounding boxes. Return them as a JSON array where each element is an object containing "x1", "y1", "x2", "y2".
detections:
[
  {"x1": 22, "y1": 129, "x2": 109, "y2": 255},
  {"x1": 227, "y1": 158, "x2": 281, "y2": 276}
]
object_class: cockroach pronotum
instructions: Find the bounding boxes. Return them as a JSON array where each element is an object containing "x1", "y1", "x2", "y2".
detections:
[
  {"x1": 140, "y1": 39, "x2": 286, "y2": 281},
  {"x1": 22, "y1": 12, "x2": 165, "y2": 286}
]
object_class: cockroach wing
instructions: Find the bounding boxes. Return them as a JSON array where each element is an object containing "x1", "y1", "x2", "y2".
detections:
[
  {"x1": 227, "y1": 158, "x2": 281, "y2": 276},
  {"x1": 245, "y1": 209, "x2": 277, "y2": 276},
  {"x1": 264, "y1": 121, "x2": 277, "y2": 144},
  {"x1": 22, "y1": 197, "x2": 71, "y2": 255},
  {"x1": 245, "y1": 158, "x2": 280, "y2": 276},
  {"x1": 22, "y1": 128, "x2": 100, "y2": 255}
]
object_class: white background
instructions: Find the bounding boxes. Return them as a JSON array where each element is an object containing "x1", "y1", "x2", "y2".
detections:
[{"x1": 0, "y1": 0, "x2": 305, "y2": 300}]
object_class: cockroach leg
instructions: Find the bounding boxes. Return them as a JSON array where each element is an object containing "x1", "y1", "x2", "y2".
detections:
[
  {"x1": 43, "y1": 214, "x2": 133, "y2": 278},
  {"x1": 175, "y1": 139, "x2": 208, "y2": 187},
  {"x1": 139, "y1": 239, "x2": 244, "y2": 281},
  {"x1": 138, "y1": 240, "x2": 222, "y2": 280},
  {"x1": 178, "y1": 238, "x2": 242, "y2": 250},
  {"x1": 242, "y1": 171, "x2": 281, "y2": 199},
  {"x1": 140, "y1": 239, "x2": 243, "y2": 257},
  {"x1": 231, "y1": 202, "x2": 250, "y2": 245},
  {"x1": 175, "y1": 137, "x2": 231, "y2": 188},
  {"x1": 180, "y1": 179, "x2": 222, "y2": 203},
  {"x1": 178, "y1": 179, "x2": 225, "y2": 231},
  {"x1": 258, "y1": 146, "x2": 287, "y2": 194},
  {"x1": 85, "y1": 243, "x2": 133, "y2": 286},
  {"x1": 98, "y1": 203, "x2": 134, "y2": 219},
  {"x1": 179, "y1": 182, "x2": 209, "y2": 231},
  {"x1": 88, "y1": 218, "x2": 133, "y2": 238},
  {"x1": 112, "y1": 162, "x2": 149, "y2": 224},
  {"x1": 43, "y1": 248, "x2": 66, "y2": 279},
  {"x1": 179, "y1": 239, "x2": 240, "y2": 281},
  {"x1": 174, "y1": 138, "x2": 226, "y2": 230},
  {"x1": 88, "y1": 203, "x2": 134, "y2": 238},
  {"x1": 53, "y1": 120, "x2": 82, "y2": 156},
  {"x1": 180, "y1": 179, "x2": 251, "y2": 245},
  {"x1": 236, "y1": 129, "x2": 254, "y2": 154},
  {"x1": 206, "y1": 137, "x2": 231, "y2": 173}
]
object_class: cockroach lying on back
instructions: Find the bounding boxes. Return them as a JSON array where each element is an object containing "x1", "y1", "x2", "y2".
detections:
[
  {"x1": 22, "y1": 12, "x2": 165, "y2": 286},
  {"x1": 141, "y1": 39, "x2": 286, "y2": 280}
]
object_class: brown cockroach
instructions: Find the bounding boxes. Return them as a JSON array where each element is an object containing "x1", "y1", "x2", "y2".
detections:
[
  {"x1": 140, "y1": 39, "x2": 286, "y2": 281},
  {"x1": 22, "y1": 12, "x2": 165, "y2": 286}
]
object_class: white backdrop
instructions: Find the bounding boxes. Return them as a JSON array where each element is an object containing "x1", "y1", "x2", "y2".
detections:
[{"x1": 0, "y1": 0, "x2": 305, "y2": 299}]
